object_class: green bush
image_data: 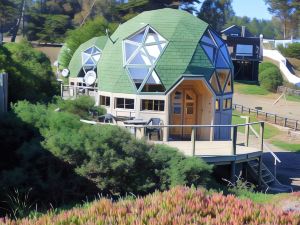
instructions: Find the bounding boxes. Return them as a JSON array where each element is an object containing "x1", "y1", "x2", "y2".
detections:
[
  {"x1": 54, "y1": 96, "x2": 106, "y2": 119},
  {"x1": 259, "y1": 67, "x2": 283, "y2": 92},
  {"x1": 258, "y1": 62, "x2": 276, "y2": 74},
  {"x1": 0, "y1": 100, "x2": 212, "y2": 218},
  {"x1": 277, "y1": 43, "x2": 300, "y2": 60},
  {"x1": 149, "y1": 144, "x2": 212, "y2": 190}
]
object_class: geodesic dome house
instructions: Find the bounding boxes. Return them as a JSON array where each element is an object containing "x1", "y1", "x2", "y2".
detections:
[
  {"x1": 93, "y1": 8, "x2": 233, "y2": 140},
  {"x1": 68, "y1": 36, "x2": 107, "y2": 87}
]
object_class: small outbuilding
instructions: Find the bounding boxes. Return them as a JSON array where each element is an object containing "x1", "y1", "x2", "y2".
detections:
[{"x1": 67, "y1": 9, "x2": 234, "y2": 140}]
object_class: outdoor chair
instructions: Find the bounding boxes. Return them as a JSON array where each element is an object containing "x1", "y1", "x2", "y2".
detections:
[
  {"x1": 98, "y1": 113, "x2": 116, "y2": 123},
  {"x1": 146, "y1": 118, "x2": 162, "y2": 141}
]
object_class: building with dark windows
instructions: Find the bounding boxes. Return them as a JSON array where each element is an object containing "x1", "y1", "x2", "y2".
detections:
[{"x1": 221, "y1": 25, "x2": 263, "y2": 82}]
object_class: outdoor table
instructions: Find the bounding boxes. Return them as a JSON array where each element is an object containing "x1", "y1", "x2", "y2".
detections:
[{"x1": 124, "y1": 119, "x2": 148, "y2": 139}]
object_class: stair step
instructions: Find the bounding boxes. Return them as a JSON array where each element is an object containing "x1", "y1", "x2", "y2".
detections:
[
  {"x1": 264, "y1": 177, "x2": 275, "y2": 184},
  {"x1": 262, "y1": 173, "x2": 271, "y2": 178}
]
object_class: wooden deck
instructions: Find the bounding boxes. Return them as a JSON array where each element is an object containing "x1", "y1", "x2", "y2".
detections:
[{"x1": 152, "y1": 141, "x2": 262, "y2": 165}]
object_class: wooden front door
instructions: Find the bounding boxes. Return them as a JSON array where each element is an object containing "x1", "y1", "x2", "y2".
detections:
[{"x1": 170, "y1": 88, "x2": 197, "y2": 138}]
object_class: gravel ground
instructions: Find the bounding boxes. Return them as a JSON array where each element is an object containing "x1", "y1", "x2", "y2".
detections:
[{"x1": 233, "y1": 93, "x2": 300, "y2": 121}]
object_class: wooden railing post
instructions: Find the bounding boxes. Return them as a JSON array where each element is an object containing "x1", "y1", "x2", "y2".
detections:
[
  {"x1": 231, "y1": 126, "x2": 237, "y2": 155},
  {"x1": 191, "y1": 127, "x2": 196, "y2": 156},
  {"x1": 284, "y1": 118, "x2": 287, "y2": 127},
  {"x1": 259, "y1": 122, "x2": 264, "y2": 151},
  {"x1": 163, "y1": 126, "x2": 168, "y2": 142},
  {"x1": 245, "y1": 118, "x2": 250, "y2": 147},
  {"x1": 274, "y1": 114, "x2": 277, "y2": 124}
]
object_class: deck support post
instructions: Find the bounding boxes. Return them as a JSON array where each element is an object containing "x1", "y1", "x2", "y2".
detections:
[
  {"x1": 258, "y1": 156, "x2": 262, "y2": 187},
  {"x1": 231, "y1": 126, "x2": 237, "y2": 155},
  {"x1": 231, "y1": 161, "x2": 236, "y2": 184},
  {"x1": 259, "y1": 122, "x2": 264, "y2": 151},
  {"x1": 191, "y1": 127, "x2": 196, "y2": 156}
]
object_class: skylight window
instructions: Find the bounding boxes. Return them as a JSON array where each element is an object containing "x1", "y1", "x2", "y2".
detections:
[
  {"x1": 81, "y1": 46, "x2": 102, "y2": 74},
  {"x1": 123, "y1": 26, "x2": 168, "y2": 92}
]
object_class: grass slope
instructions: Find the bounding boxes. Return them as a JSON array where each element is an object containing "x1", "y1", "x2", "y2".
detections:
[
  {"x1": 271, "y1": 140, "x2": 300, "y2": 153},
  {"x1": 2, "y1": 187, "x2": 299, "y2": 225},
  {"x1": 234, "y1": 82, "x2": 270, "y2": 95},
  {"x1": 232, "y1": 111, "x2": 280, "y2": 139}
]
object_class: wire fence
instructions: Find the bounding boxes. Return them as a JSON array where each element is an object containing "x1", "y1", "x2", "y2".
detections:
[
  {"x1": 277, "y1": 86, "x2": 300, "y2": 96},
  {"x1": 233, "y1": 103, "x2": 299, "y2": 131}
]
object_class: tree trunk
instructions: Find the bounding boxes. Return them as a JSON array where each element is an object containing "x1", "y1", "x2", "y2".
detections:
[{"x1": 11, "y1": 0, "x2": 26, "y2": 42}]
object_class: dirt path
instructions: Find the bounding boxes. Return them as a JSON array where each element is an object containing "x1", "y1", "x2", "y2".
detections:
[{"x1": 233, "y1": 93, "x2": 300, "y2": 120}]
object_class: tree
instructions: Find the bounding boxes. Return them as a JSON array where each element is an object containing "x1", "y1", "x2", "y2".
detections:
[
  {"x1": 117, "y1": 0, "x2": 201, "y2": 21},
  {"x1": 0, "y1": 0, "x2": 17, "y2": 40},
  {"x1": 0, "y1": 41, "x2": 59, "y2": 103},
  {"x1": 198, "y1": 0, "x2": 235, "y2": 31},
  {"x1": 264, "y1": 0, "x2": 298, "y2": 39},
  {"x1": 59, "y1": 16, "x2": 117, "y2": 68}
]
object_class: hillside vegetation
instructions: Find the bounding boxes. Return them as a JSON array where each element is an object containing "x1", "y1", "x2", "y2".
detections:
[
  {"x1": 0, "y1": 96, "x2": 212, "y2": 219},
  {"x1": 2, "y1": 187, "x2": 299, "y2": 225}
]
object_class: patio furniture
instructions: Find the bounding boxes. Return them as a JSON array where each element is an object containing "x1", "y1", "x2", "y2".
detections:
[
  {"x1": 146, "y1": 118, "x2": 162, "y2": 141},
  {"x1": 98, "y1": 113, "x2": 116, "y2": 123}
]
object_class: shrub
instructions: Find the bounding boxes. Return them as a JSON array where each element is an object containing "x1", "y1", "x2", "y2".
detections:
[
  {"x1": 5, "y1": 187, "x2": 299, "y2": 225},
  {"x1": 277, "y1": 43, "x2": 300, "y2": 60},
  {"x1": 54, "y1": 96, "x2": 106, "y2": 119},
  {"x1": 259, "y1": 66, "x2": 283, "y2": 92},
  {"x1": 149, "y1": 144, "x2": 212, "y2": 190},
  {"x1": 259, "y1": 61, "x2": 276, "y2": 74},
  {"x1": 0, "y1": 100, "x2": 212, "y2": 218}
]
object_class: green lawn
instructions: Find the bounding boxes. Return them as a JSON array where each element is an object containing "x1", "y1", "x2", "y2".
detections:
[
  {"x1": 271, "y1": 140, "x2": 300, "y2": 153},
  {"x1": 286, "y1": 94, "x2": 300, "y2": 103},
  {"x1": 234, "y1": 82, "x2": 270, "y2": 95},
  {"x1": 232, "y1": 111, "x2": 280, "y2": 139}
]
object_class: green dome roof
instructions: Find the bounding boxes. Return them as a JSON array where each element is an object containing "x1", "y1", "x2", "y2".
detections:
[
  {"x1": 97, "y1": 8, "x2": 233, "y2": 95},
  {"x1": 97, "y1": 9, "x2": 209, "y2": 94},
  {"x1": 68, "y1": 36, "x2": 107, "y2": 78}
]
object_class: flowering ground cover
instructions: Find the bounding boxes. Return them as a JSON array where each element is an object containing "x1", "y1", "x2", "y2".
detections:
[{"x1": 2, "y1": 187, "x2": 299, "y2": 225}]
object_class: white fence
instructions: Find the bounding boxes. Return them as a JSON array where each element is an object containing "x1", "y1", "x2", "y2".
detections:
[{"x1": 263, "y1": 38, "x2": 300, "y2": 48}]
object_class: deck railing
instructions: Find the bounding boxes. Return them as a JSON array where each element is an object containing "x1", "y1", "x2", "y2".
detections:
[
  {"x1": 124, "y1": 122, "x2": 265, "y2": 157},
  {"x1": 61, "y1": 84, "x2": 98, "y2": 99},
  {"x1": 233, "y1": 103, "x2": 299, "y2": 131}
]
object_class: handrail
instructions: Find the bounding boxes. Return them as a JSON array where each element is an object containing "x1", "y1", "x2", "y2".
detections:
[
  {"x1": 124, "y1": 122, "x2": 263, "y2": 128},
  {"x1": 62, "y1": 85, "x2": 98, "y2": 90},
  {"x1": 249, "y1": 125, "x2": 281, "y2": 164}
]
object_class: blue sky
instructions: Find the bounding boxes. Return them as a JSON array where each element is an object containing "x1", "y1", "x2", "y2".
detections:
[
  {"x1": 232, "y1": 0, "x2": 272, "y2": 20},
  {"x1": 196, "y1": 0, "x2": 273, "y2": 20}
]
